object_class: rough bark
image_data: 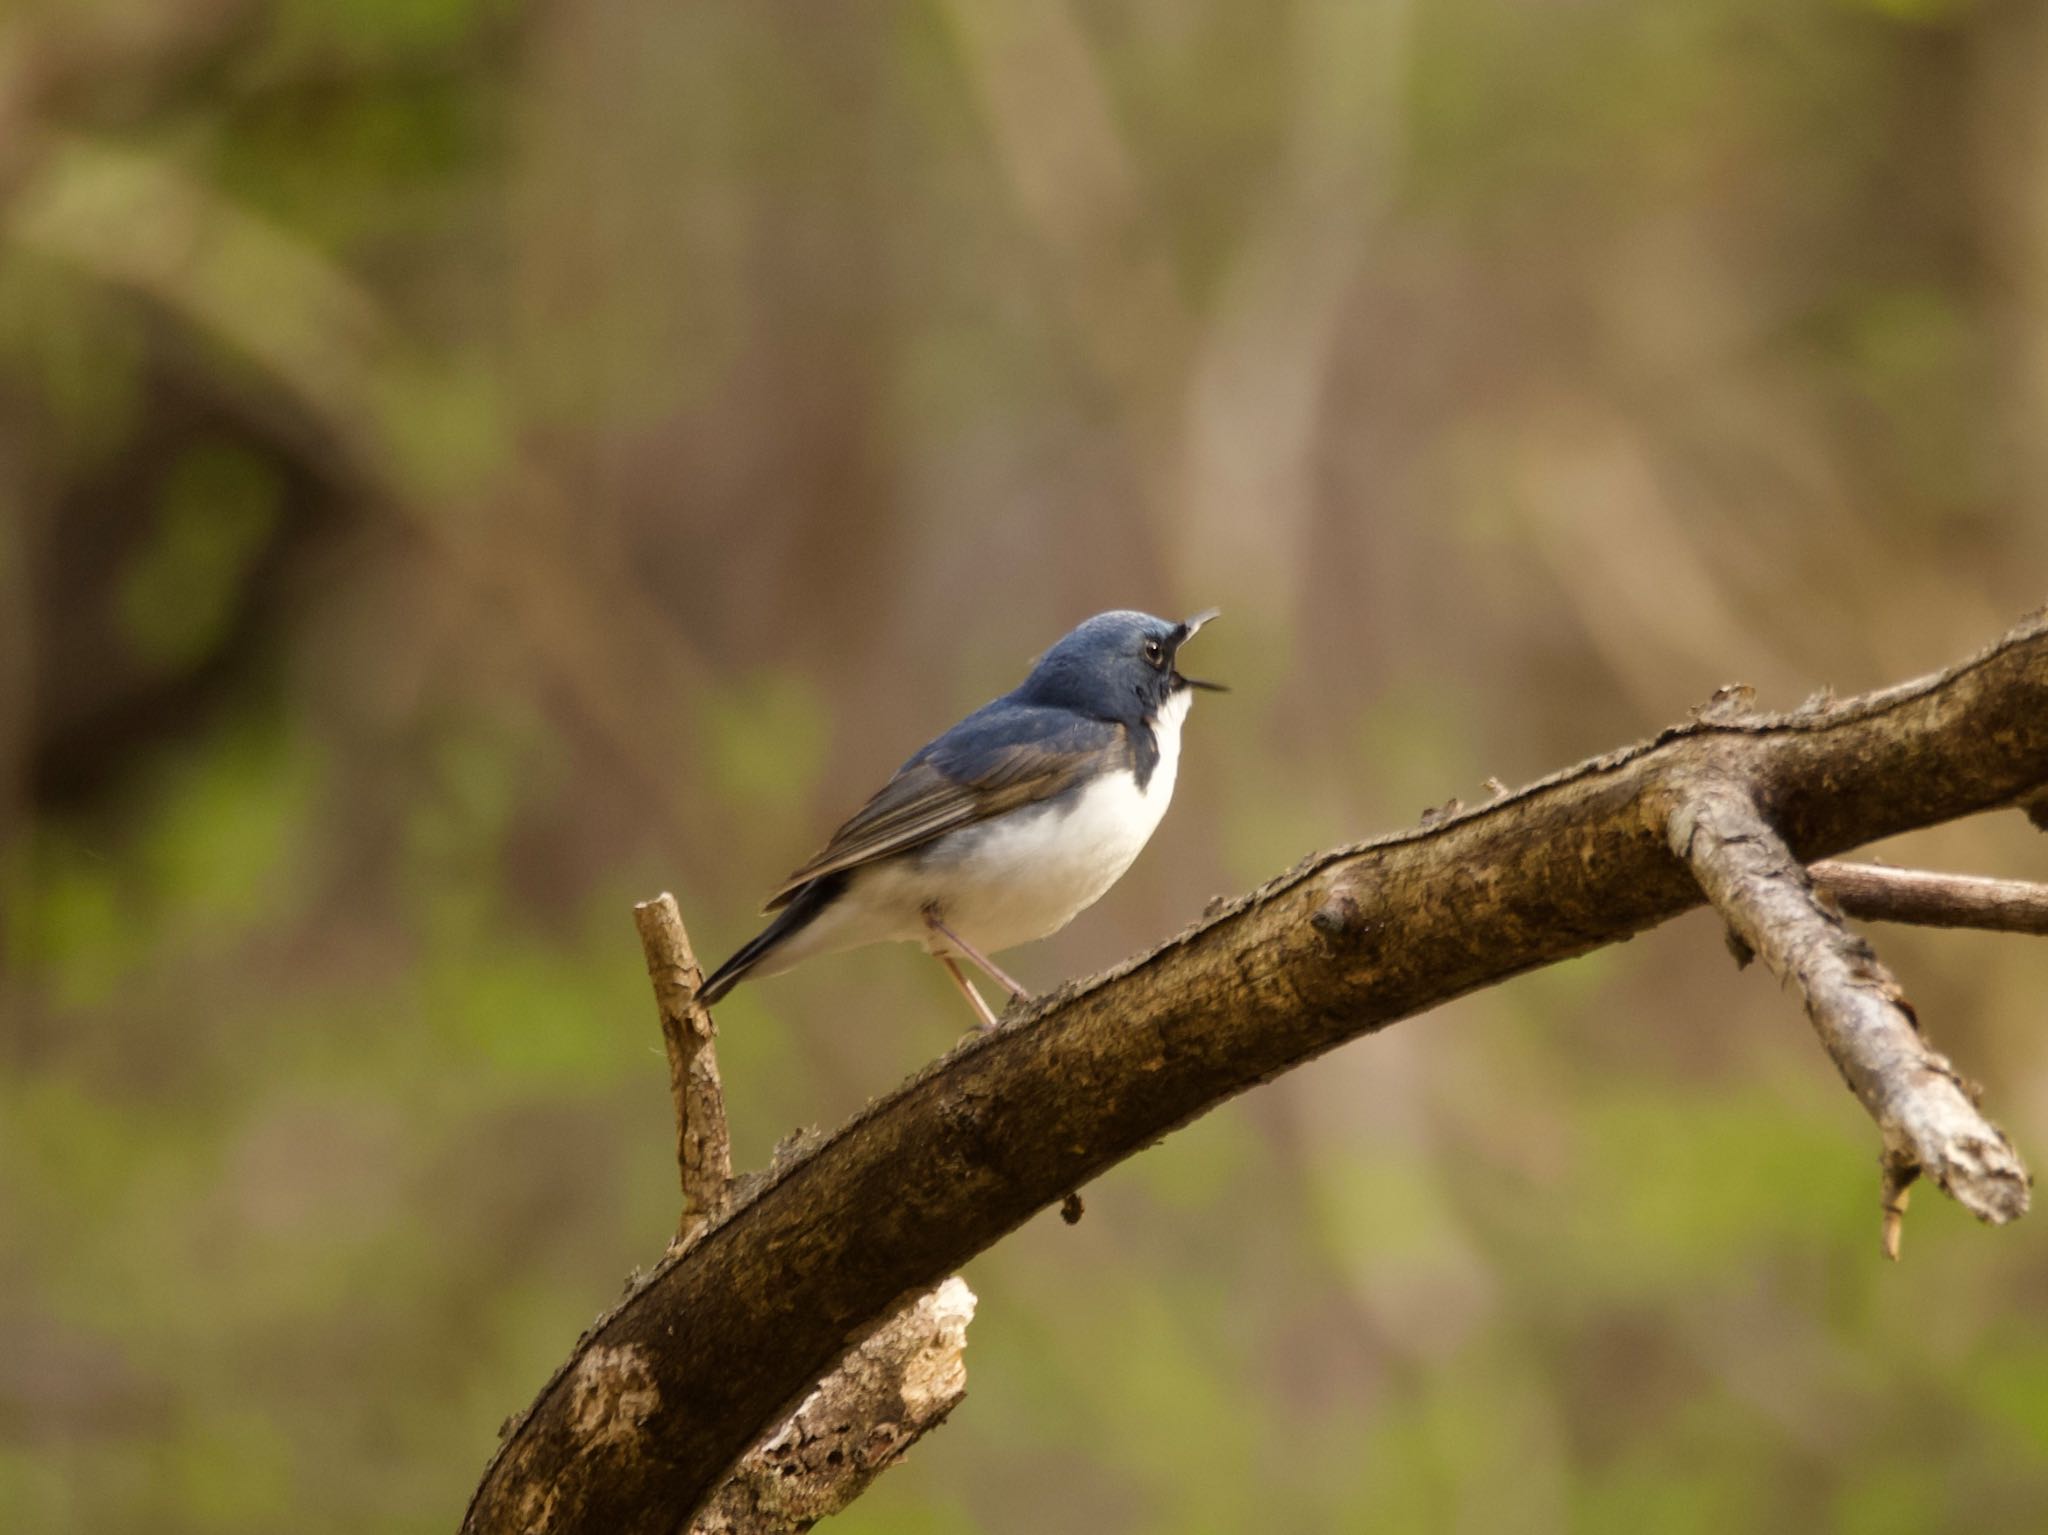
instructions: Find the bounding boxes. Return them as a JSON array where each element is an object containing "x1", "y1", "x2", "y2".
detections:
[
  {"x1": 633, "y1": 896, "x2": 733, "y2": 1247},
  {"x1": 1671, "y1": 779, "x2": 2027, "y2": 1243},
  {"x1": 466, "y1": 611, "x2": 2048, "y2": 1535},
  {"x1": 687, "y1": 1280, "x2": 975, "y2": 1535}
]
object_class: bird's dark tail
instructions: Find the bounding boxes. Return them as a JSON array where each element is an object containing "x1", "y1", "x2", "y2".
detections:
[{"x1": 697, "y1": 874, "x2": 845, "y2": 1005}]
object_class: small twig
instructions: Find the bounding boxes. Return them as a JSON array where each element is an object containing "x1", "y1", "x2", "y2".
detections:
[
  {"x1": 633, "y1": 894, "x2": 733, "y2": 1248},
  {"x1": 688, "y1": 1279, "x2": 976, "y2": 1535},
  {"x1": 1880, "y1": 1157, "x2": 1916, "y2": 1263},
  {"x1": 1670, "y1": 778, "x2": 2029, "y2": 1254},
  {"x1": 1810, "y1": 861, "x2": 2048, "y2": 936}
]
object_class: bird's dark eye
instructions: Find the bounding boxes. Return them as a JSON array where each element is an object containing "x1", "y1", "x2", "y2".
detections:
[{"x1": 1142, "y1": 638, "x2": 1165, "y2": 668}]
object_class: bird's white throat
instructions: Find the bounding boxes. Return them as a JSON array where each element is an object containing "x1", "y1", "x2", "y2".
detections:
[{"x1": 1148, "y1": 684, "x2": 1191, "y2": 795}]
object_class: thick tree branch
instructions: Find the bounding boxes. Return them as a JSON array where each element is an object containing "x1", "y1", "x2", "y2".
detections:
[
  {"x1": 467, "y1": 611, "x2": 2048, "y2": 1534},
  {"x1": 1670, "y1": 779, "x2": 2028, "y2": 1249},
  {"x1": 1810, "y1": 861, "x2": 2048, "y2": 935}
]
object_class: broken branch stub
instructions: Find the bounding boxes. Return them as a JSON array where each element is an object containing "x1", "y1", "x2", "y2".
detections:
[
  {"x1": 1668, "y1": 776, "x2": 2030, "y2": 1250},
  {"x1": 633, "y1": 894, "x2": 733, "y2": 1245}
]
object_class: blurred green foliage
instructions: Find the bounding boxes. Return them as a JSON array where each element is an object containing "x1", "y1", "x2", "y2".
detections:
[{"x1": 5, "y1": 0, "x2": 2048, "y2": 1531}]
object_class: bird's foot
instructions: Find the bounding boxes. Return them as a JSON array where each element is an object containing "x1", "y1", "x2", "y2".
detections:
[
  {"x1": 923, "y1": 909, "x2": 1031, "y2": 1000},
  {"x1": 938, "y1": 955, "x2": 1000, "y2": 1030}
]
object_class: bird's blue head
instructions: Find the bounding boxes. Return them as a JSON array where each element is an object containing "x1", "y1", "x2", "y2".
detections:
[{"x1": 1015, "y1": 609, "x2": 1224, "y2": 724}]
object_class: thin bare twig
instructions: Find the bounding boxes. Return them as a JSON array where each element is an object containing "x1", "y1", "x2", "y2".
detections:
[
  {"x1": 1810, "y1": 861, "x2": 2048, "y2": 935},
  {"x1": 1670, "y1": 778, "x2": 2029, "y2": 1254},
  {"x1": 1880, "y1": 1157, "x2": 1915, "y2": 1263},
  {"x1": 633, "y1": 894, "x2": 733, "y2": 1247}
]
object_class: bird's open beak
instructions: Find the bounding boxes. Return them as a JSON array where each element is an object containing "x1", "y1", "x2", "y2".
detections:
[{"x1": 1171, "y1": 608, "x2": 1227, "y2": 692}]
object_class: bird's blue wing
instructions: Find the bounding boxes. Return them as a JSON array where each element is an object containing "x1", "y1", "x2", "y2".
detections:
[{"x1": 763, "y1": 703, "x2": 1129, "y2": 911}]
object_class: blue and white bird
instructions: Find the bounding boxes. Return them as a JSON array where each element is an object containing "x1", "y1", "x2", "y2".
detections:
[{"x1": 698, "y1": 609, "x2": 1223, "y2": 1027}]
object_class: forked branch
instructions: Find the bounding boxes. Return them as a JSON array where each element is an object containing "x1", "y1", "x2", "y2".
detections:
[
  {"x1": 618, "y1": 895, "x2": 974, "y2": 1530},
  {"x1": 1670, "y1": 779, "x2": 2028, "y2": 1253},
  {"x1": 468, "y1": 610, "x2": 2048, "y2": 1535}
]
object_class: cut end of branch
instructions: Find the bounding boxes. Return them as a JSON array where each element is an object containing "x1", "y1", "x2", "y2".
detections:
[
  {"x1": 1923, "y1": 1131, "x2": 2032, "y2": 1228},
  {"x1": 1881, "y1": 1130, "x2": 2029, "y2": 1261}
]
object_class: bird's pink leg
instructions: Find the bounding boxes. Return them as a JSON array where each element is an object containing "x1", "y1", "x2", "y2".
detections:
[
  {"x1": 924, "y1": 910, "x2": 1032, "y2": 1001},
  {"x1": 937, "y1": 954, "x2": 1000, "y2": 1031}
]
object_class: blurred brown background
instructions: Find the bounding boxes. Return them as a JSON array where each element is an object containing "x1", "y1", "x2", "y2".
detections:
[{"x1": 5, "y1": 0, "x2": 2048, "y2": 1530}]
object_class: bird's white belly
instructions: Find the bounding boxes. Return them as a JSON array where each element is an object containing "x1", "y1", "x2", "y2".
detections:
[
  {"x1": 928, "y1": 692, "x2": 1187, "y2": 953},
  {"x1": 923, "y1": 765, "x2": 1171, "y2": 952}
]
